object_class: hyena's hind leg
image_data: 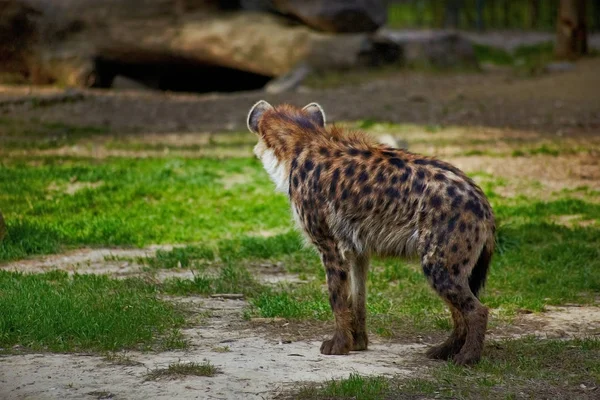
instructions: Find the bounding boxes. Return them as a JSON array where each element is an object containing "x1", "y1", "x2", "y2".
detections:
[
  {"x1": 349, "y1": 253, "x2": 369, "y2": 351},
  {"x1": 422, "y1": 256, "x2": 489, "y2": 366},
  {"x1": 318, "y1": 241, "x2": 353, "y2": 355},
  {"x1": 426, "y1": 305, "x2": 466, "y2": 360}
]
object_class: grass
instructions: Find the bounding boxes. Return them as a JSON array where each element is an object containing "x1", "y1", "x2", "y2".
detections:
[
  {"x1": 0, "y1": 155, "x2": 290, "y2": 261},
  {"x1": 286, "y1": 337, "x2": 600, "y2": 400},
  {"x1": 0, "y1": 271, "x2": 186, "y2": 352},
  {"x1": 0, "y1": 118, "x2": 110, "y2": 149},
  {"x1": 144, "y1": 360, "x2": 221, "y2": 381},
  {"x1": 474, "y1": 42, "x2": 557, "y2": 75}
]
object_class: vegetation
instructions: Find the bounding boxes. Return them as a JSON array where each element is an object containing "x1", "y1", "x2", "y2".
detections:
[
  {"x1": 0, "y1": 271, "x2": 186, "y2": 352},
  {"x1": 1, "y1": 117, "x2": 598, "y2": 397},
  {"x1": 286, "y1": 337, "x2": 600, "y2": 399},
  {"x1": 145, "y1": 360, "x2": 221, "y2": 380}
]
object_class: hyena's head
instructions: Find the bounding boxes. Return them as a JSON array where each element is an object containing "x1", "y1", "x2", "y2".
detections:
[
  {"x1": 247, "y1": 100, "x2": 326, "y2": 156},
  {"x1": 247, "y1": 100, "x2": 326, "y2": 193}
]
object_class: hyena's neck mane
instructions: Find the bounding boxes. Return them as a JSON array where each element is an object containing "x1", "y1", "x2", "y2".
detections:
[{"x1": 254, "y1": 105, "x2": 378, "y2": 193}]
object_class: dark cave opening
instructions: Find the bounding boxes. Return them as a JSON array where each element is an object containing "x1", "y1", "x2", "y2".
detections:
[{"x1": 93, "y1": 57, "x2": 273, "y2": 93}]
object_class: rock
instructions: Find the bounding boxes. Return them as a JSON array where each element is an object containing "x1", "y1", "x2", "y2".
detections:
[
  {"x1": 377, "y1": 29, "x2": 479, "y2": 69},
  {"x1": 1, "y1": 1, "x2": 398, "y2": 90},
  {"x1": 264, "y1": 62, "x2": 312, "y2": 93},
  {"x1": 271, "y1": 0, "x2": 387, "y2": 33},
  {"x1": 0, "y1": 210, "x2": 5, "y2": 242}
]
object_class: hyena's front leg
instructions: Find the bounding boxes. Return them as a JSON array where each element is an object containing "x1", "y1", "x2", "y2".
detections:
[
  {"x1": 350, "y1": 253, "x2": 369, "y2": 351},
  {"x1": 319, "y1": 243, "x2": 353, "y2": 355}
]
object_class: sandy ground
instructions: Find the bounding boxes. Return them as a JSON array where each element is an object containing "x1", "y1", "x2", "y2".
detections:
[{"x1": 1, "y1": 248, "x2": 599, "y2": 400}]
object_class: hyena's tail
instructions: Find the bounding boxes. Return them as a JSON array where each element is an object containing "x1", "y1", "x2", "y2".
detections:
[{"x1": 469, "y1": 235, "x2": 495, "y2": 299}]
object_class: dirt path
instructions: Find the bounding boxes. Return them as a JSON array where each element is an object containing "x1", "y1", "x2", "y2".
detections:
[
  {"x1": 1, "y1": 248, "x2": 599, "y2": 400},
  {"x1": 0, "y1": 296, "x2": 425, "y2": 400}
]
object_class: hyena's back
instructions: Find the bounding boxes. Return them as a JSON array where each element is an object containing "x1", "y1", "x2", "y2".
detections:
[{"x1": 289, "y1": 136, "x2": 495, "y2": 276}]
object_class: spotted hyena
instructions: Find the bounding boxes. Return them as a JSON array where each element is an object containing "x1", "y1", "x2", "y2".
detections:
[{"x1": 247, "y1": 100, "x2": 496, "y2": 366}]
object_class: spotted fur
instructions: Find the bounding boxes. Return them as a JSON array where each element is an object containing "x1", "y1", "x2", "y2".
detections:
[{"x1": 247, "y1": 100, "x2": 496, "y2": 366}]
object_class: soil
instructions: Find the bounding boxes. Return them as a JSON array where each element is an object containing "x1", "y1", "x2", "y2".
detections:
[{"x1": 1, "y1": 58, "x2": 599, "y2": 135}]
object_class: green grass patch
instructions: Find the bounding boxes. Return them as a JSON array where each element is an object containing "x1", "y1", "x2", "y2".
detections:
[
  {"x1": 0, "y1": 156, "x2": 291, "y2": 261},
  {"x1": 162, "y1": 264, "x2": 264, "y2": 297},
  {"x1": 0, "y1": 118, "x2": 110, "y2": 149},
  {"x1": 285, "y1": 337, "x2": 600, "y2": 400},
  {"x1": 0, "y1": 271, "x2": 186, "y2": 352},
  {"x1": 145, "y1": 360, "x2": 221, "y2": 381}
]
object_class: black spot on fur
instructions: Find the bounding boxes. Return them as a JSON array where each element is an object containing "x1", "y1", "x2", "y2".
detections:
[
  {"x1": 385, "y1": 187, "x2": 400, "y2": 198},
  {"x1": 389, "y1": 158, "x2": 405, "y2": 169},
  {"x1": 348, "y1": 148, "x2": 360, "y2": 156},
  {"x1": 416, "y1": 169, "x2": 426, "y2": 180},
  {"x1": 313, "y1": 164, "x2": 322, "y2": 191},
  {"x1": 293, "y1": 176, "x2": 299, "y2": 188},
  {"x1": 451, "y1": 195, "x2": 463, "y2": 208},
  {"x1": 399, "y1": 168, "x2": 412, "y2": 182},
  {"x1": 462, "y1": 258, "x2": 470, "y2": 266},
  {"x1": 382, "y1": 150, "x2": 396, "y2": 158},
  {"x1": 361, "y1": 150, "x2": 372, "y2": 159},
  {"x1": 358, "y1": 171, "x2": 369, "y2": 182},
  {"x1": 362, "y1": 185, "x2": 372, "y2": 195},
  {"x1": 446, "y1": 186, "x2": 457, "y2": 197},
  {"x1": 422, "y1": 263, "x2": 432, "y2": 277},
  {"x1": 291, "y1": 158, "x2": 298, "y2": 170},
  {"x1": 447, "y1": 214, "x2": 459, "y2": 233},
  {"x1": 433, "y1": 173, "x2": 446, "y2": 181},
  {"x1": 342, "y1": 189, "x2": 350, "y2": 200},
  {"x1": 452, "y1": 263, "x2": 460, "y2": 275},
  {"x1": 300, "y1": 168, "x2": 307, "y2": 181},
  {"x1": 391, "y1": 176, "x2": 398, "y2": 184},
  {"x1": 451, "y1": 244, "x2": 458, "y2": 253},
  {"x1": 365, "y1": 199, "x2": 374, "y2": 209},
  {"x1": 430, "y1": 195, "x2": 442, "y2": 209},
  {"x1": 339, "y1": 270, "x2": 348, "y2": 281},
  {"x1": 459, "y1": 221, "x2": 467, "y2": 233},
  {"x1": 304, "y1": 159, "x2": 314, "y2": 172},
  {"x1": 376, "y1": 171, "x2": 386, "y2": 183},
  {"x1": 294, "y1": 145, "x2": 303, "y2": 157},
  {"x1": 412, "y1": 180, "x2": 425, "y2": 194},
  {"x1": 344, "y1": 163, "x2": 355, "y2": 178},
  {"x1": 465, "y1": 200, "x2": 484, "y2": 218},
  {"x1": 330, "y1": 169, "x2": 340, "y2": 196},
  {"x1": 319, "y1": 147, "x2": 330, "y2": 156}
]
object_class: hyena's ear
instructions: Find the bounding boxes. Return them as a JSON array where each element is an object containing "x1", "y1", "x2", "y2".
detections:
[
  {"x1": 302, "y1": 102, "x2": 326, "y2": 128},
  {"x1": 247, "y1": 100, "x2": 273, "y2": 134}
]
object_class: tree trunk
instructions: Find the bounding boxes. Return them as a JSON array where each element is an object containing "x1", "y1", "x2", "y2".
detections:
[
  {"x1": 555, "y1": 0, "x2": 588, "y2": 59},
  {"x1": 529, "y1": 0, "x2": 540, "y2": 29}
]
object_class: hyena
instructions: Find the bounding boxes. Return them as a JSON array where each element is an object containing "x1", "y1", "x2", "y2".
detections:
[{"x1": 247, "y1": 100, "x2": 496, "y2": 366}]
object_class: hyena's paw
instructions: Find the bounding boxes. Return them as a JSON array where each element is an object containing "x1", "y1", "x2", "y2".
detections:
[
  {"x1": 426, "y1": 338, "x2": 464, "y2": 360},
  {"x1": 452, "y1": 349, "x2": 482, "y2": 366},
  {"x1": 426, "y1": 343, "x2": 457, "y2": 360},
  {"x1": 352, "y1": 331, "x2": 369, "y2": 351},
  {"x1": 320, "y1": 333, "x2": 352, "y2": 355}
]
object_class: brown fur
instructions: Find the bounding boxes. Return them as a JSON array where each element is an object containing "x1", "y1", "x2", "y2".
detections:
[{"x1": 248, "y1": 101, "x2": 496, "y2": 366}]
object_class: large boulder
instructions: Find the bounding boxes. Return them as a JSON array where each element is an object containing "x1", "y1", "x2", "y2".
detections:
[
  {"x1": 271, "y1": 0, "x2": 386, "y2": 33},
  {"x1": 376, "y1": 30, "x2": 479, "y2": 69},
  {"x1": 1, "y1": 0, "x2": 395, "y2": 89}
]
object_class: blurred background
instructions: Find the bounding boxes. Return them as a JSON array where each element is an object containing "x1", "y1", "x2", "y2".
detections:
[{"x1": 1, "y1": 3, "x2": 599, "y2": 399}]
